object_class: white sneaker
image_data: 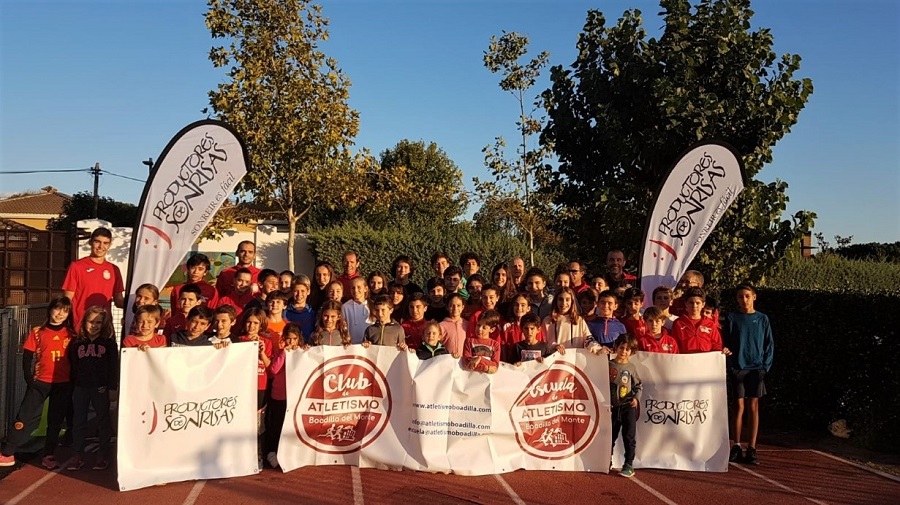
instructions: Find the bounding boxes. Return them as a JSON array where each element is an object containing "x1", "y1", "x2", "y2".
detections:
[{"x1": 266, "y1": 451, "x2": 279, "y2": 469}]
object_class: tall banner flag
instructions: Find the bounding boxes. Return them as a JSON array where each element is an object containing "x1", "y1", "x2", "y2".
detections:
[
  {"x1": 117, "y1": 343, "x2": 259, "y2": 491},
  {"x1": 123, "y1": 120, "x2": 248, "y2": 335},
  {"x1": 639, "y1": 141, "x2": 745, "y2": 302}
]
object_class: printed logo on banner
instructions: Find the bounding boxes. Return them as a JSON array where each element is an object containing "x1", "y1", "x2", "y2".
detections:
[
  {"x1": 644, "y1": 398, "x2": 710, "y2": 425},
  {"x1": 509, "y1": 361, "x2": 600, "y2": 460},
  {"x1": 294, "y1": 355, "x2": 391, "y2": 454},
  {"x1": 142, "y1": 396, "x2": 240, "y2": 435}
]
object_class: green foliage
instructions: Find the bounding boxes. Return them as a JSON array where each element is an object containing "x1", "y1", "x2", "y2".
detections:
[
  {"x1": 743, "y1": 288, "x2": 900, "y2": 452},
  {"x1": 541, "y1": 0, "x2": 815, "y2": 286},
  {"x1": 206, "y1": 0, "x2": 366, "y2": 269},
  {"x1": 48, "y1": 191, "x2": 138, "y2": 230},
  {"x1": 309, "y1": 139, "x2": 468, "y2": 228},
  {"x1": 475, "y1": 31, "x2": 558, "y2": 265},
  {"x1": 836, "y1": 242, "x2": 900, "y2": 263},
  {"x1": 306, "y1": 220, "x2": 566, "y2": 286},
  {"x1": 764, "y1": 255, "x2": 900, "y2": 295}
]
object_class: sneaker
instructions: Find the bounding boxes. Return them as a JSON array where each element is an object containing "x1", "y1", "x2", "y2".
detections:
[
  {"x1": 729, "y1": 444, "x2": 743, "y2": 462},
  {"x1": 92, "y1": 457, "x2": 109, "y2": 470},
  {"x1": 743, "y1": 447, "x2": 759, "y2": 465},
  {"x1": 620, "y1": 465, "x2": 635, "y2": 478},
  {"x1": 0, "y1": 453, "x2": 15, "y2": 467},
  {"x1": 266, "y1": 452, "x2": 279, "y2": 469},
  {"x1": 66, "y1": 456, "x2": 84, "y2": 471},
  {"x1": 41, "y1": 455, "x2": 58, "y2": 470}
]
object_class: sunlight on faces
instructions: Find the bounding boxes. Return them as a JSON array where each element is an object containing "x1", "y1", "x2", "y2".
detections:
[
  {"x1": 653, "y1": 291, "x2": 673, "y2": 310},
  {"x1": 282, "y1": 330, "x2": 302, "y2": 350},
  {"x1": 326, "y1": 283, "x2": 343, "y2": 302},
  {"x1": 447, "y1": 296, "x2": 464, "y2": 318},
  {"x1": 49, "y1": 306, "x2": 70, "y2": 326},
  {"x1": 444, "y1": 273, "x2": 461, "y2": 293},
  {"x1": 187, "y1": 315, "x2": 210, "y2": 338},
  {"x1": 349, "y1": 278, "x2": 368, "y2": 302},
  {"x1": 315, "y1": 265, "x2": 332, "y2": 288},
  {"x1": 463, "y1": 258, "x2": 479, "y2": 277},
  {"x1": 597, "y1": 295, "x2": 618, "y2": 318},
  {"x1": 614, "y1": 343, "x2": 633, "y2": 362},
  {"x1": 492, "y1": 268, "x2": 508, "y2": 287},
  {"x1": 244, "y1": 315, "x2": 262, "y2": 337},
  {"x1": 522, "y1": 322, "x2": 540, "y2": 343},
  {"x1": 512, "y1": 296, "x2": 530, "y2": 319},
  {"x1": 267, "y1": 298, "x2": 285, "y2": 316},
  {"x1": 644, "y1": 316, "x2": 664, "y2": 337},
  {"x1": 372, "y1": 303, "x2": 392, "y2": 323},
  {"x1": 368, "y1": 276, "x2": 385, "y2": 293},
  {"x1": 424, "y1": 325, "x2": 442, "y2": 346},
  {"x1": 481, "y1": 289, "x2": 499, "y2": 310},
  {"x1": 395, "y1": 261, "x2": 411, "y2": 279},
  {"x1": 408, "y1": 299, "x2": 427, "y2": 321},
  {"x1": 135, "y1": 287, "x2": 157, "y2": 307},
  {"x1": 136, "y1": 312, "x2": 160, "y2": 337},
  {"x1": 188, "y1": 264, "x2": 208, "y2": 283},
  {"x1": 234, "y1": 272, "x2": 253, "y2": 294},
  {"x1": 567, "y1": 262, "x2": 584, "y2": 285},
  {"x1": 433, "y1": 257, "x2": 449, "y2": 277},
  {"x1": 511, "y1": 258, "x2": 526, "y2": 279},
  {"x1": 476, "y1": 322, "x2": 493, "y2": 339},
  {"x1": 555, "y1": 292, "x2": 574, "y2": 314},
  {"x1": 292, "y1": 284, "x2": 309, "y2": 306},
  {"x1": 321, "y1": 309, "x2": 339, "y2": 331},
  {"x1": 214, "y1": 313, "x2": 234, "y2": 337},
  {"x1": 678, "y1": 272, "x2": 703, "y2": 289},
  {"x1": 429, "y1": 285, "x2": 445, "y2": 303},
  {"x1": 526, "y1": 275, "x2": 545, "y2": 296},
  {"x1": 279, "y1": 274, "x2": 293, "y2": 293},
  {"x1": 389, "y1": 287, "x2": 404, "y2": 306},
  {"x1": 685, "y1": 296, "x2": 705, "y2": 319},
  {"x1": 90, "y1": 237, "x2": 111, "y2": 258},
  {"x1": 85, "y1": 312, "x2": 106, "y2": 337},
  {"x1": 343, "y1": 252, "x2": 359, "y2": 276},
  {"x1": 591, "y1": 276, "x2": 608, "y2": 293},
  {"x1": 261, "y1": 275, "x2": 279, "y2": 295},
  {"x1": 178, "y1": 292, "x2": 200, "y2": 315},
  {"x1": 237, "y1": 244, "x2": 255, "y2": 266},
  {"x1": 467, "y1": 280, "x2": 483, "y2": 300},
  {"x1": 626, "y1": 297, "x2": 643, "y2": 316}
]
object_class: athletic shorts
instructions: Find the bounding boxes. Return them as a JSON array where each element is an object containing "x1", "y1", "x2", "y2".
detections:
[{"x1": 730, "y1": 369, "x2": 766, "y2": 398}]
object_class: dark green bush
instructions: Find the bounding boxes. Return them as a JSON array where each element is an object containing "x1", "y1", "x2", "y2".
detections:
[
  {"x1": 737, "y1": 289, "x2": 900, "y2": 452},
  {"x1": 306, "y1": 220, "x2": 566, "y2": 286},
  {"x1": 764, "y1": 255, "x2": 900, "y2": 295}
]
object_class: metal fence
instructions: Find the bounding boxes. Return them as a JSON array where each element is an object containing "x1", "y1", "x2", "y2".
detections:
[{"x1": 0, "y1": 303, "x2": 49, "y2": 440}]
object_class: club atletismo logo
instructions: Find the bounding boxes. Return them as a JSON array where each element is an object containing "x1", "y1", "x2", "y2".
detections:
[
  {"x1": 509, "y1": 362, "x2": 599, "y2": 460},
  {"x1": 294, "y1": 356, "x2": 391, "y2": 454}
]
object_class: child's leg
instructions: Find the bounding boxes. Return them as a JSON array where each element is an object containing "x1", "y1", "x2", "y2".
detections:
[
  {"x1": 747, "y1": 397, "x2": 760, "y2": 448},
  {"x1": 610, "y1": 407, "x2": 622, "y2": 463},
  {"x1": 44, "y1": 383, "x2": 72, "y2": 456},
  {"x1": 622, "y1": 405, "x2": 638, "y2": 467},
  {"x1": 91, "y1": 387, "x2": 112, "y2": 458},
  {"x1": 265, "y1": 399, "x2": 287, "y2": 455},
  {"x1": 2, "y1": 381, "x2": 51, "y2": 456},
  {"x1": 732, "y1": 397, "x2": 745, "y2": 446},
  {"x1": 70, "y1": 386, "x2": 91, "y2": 458}
]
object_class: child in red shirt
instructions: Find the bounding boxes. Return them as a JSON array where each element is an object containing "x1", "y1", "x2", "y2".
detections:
[
  {"x1": 463, "y1": 310, "x2": 502, "y2": 374},
  {"x1": 671, "y1": 287, "x2": 726, "y2": 354},
  {"x1": 620, "y1": 287, "x2": 647, "y2": 340},
  {"x1": 637, "y1": 307, "x2": 679, "y2": 354},
  {"x1": 0, "y1": 297, "x2": 75, "y2": 469},
  {"x1": 123, "y1": 304, "x2": 167, "y2": 350}
]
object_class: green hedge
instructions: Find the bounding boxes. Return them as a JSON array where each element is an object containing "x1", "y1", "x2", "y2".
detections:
[
  {"x1": 744, "y1": 288, "x2": 900, "y2": 452},
  {"x1": 764, "y1": 254, "x2": 900, "y2": 295},
  {"x1": 306, "y1": 221, "x2": 566, "y2": 286}
]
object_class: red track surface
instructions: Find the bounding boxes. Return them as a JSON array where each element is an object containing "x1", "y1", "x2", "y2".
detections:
[{"x1": 1, "y1": 447, "x2": 897, "y2": 504}]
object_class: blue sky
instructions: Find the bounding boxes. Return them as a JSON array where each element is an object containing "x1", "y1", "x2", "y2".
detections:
[{"x1": 1, "y1": 0, "x2": 897, "y2": 244}]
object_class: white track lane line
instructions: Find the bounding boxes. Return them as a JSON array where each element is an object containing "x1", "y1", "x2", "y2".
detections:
[
  {"x1": 351, "y1": 466, "x2": 364, "y2": 505},
  {"x1": 810, "y1": 450, "x2": 900, "y2": 484},
  {"x1": 631, "y1": 476, "x2": 680, "y2": 505},
  {"x1": 729, "y1": 462, "x2": 828, "y2": 505},
  {"x1": 181, "y1": 480, "x2": 206, "y2": 505},
  {"x1": 6, "y1": 467, "x2": 62, "y2": 505},
  {"x1": 493, "y1": 474, "x2": 526, "y2": 505}
]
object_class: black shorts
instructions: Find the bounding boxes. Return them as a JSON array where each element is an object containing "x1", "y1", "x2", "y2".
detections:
[{"x1": 730, "y1": 369, "x2": 766, "y2": 398}]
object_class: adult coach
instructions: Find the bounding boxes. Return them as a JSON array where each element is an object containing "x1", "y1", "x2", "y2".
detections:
[
  {"x1": 215, "y1": 240, "x2": 261, "y2": 298},
  {"x1": 605, "y1": 249, "x2": 637, "y2": 290},
  {"x1": 62, "y1": 227, "x2": 125, "y2": 328}
]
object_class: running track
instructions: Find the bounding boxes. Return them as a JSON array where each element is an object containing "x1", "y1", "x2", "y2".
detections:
[{"x1": 2, "y1": 447, "x2": 897, "y2": 504}]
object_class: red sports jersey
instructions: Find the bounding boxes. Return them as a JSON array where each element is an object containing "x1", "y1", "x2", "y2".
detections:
[
  {"x1": 162, "y1": 311, "x2": 189, "y2": 338},
  {"x1": 62, "y1": 256, "x2": 124, "y2": 327},
  {"x1": 463, "y1": 337, "x2": 501, "y2": 372},
  {"x1": 216, "y1": 290, "x2": 256, "y2": 318},
  {"x1": 670, "y1": 316, "x2": 722, "y2": 353},
  {"x1": 239, "y1": 335, "x2": 273, "y2": 390},
  {"x1": 23, "y1": 325, "x2": 74, "y2": 383},
  {"x1": 402, "y1": 319, "x2": 427, "y2": 350},
  {"x1": 170, "y1": 280, "x2": 219, "y2": 308},
  {"x1": 638, "y1": 331, "x2": 680, "y2": 354},
  {"x1": 621, "y1": 316, "x2": 647, "y2": 339},
  {"x1": 122, "y1": 334, "x2": 167, "y2": 349}
]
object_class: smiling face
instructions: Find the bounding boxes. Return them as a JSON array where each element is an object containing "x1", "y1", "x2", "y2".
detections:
[
  {"x1": 492, "y1": 268, "x2": 508, "y2": 287},
  {"x1": 591, "y1": 276, "x2": 608, "y2": 293},
  {"x1": 447, "y1": 296, "x2": 464, "y2": 319},
  {"x1": 292, "y1": 284, "x2": 309, "y2": 306},
  {"x1": 50, "y1": 306, "x2": 70, "y2": 326},
  {"x1": 280, "y1": 273, "x2": 293, "y2": 293},
  {"x1": 372, "y1": 303, "x2": 392, "y2": 323},
  {"x1": 481, "y1": 289, "x2": 499, "y2": 310},
  {"x1": 606, "y1": 251, "x2": 625, "y2": 276},
  {"x1": 424, "y1": 325, "x2": 442, "y2": 346},
  {"x1": 234, "y1": 272, "x2": 253, "y2": 294},
  {"x1": 85, "y1": 311, "x2": 106, "y2": 338},
  {"x1": 244, "y1": 315, "x2": 262, "y2": 337},
  {"x1": 321, "y1": 309, "x2": 339, "y2": 331},
  {"x1": 315, "y1": 265, "x2": 331, "y2": 288},
  {"x1": 135, "y1": 287, "x2": 157, "y2": 307},
  {"x1": 136, "y1": 312, "x2": 160, "y2": 337},
  {"x1": 89, "y1": 236, "x2": 111, "y2": 259},
  {"x1": 236, "y1": 242, "x2": 255, "y2": 267},
  {"x1": 349, "y1": 278, "x2": 368, "y2": 302},
  {"x1": 408, "y1": 299, "x2": 427, "y2": 321},
  {"x1": 567, "y1": 262, "x2": 584, "y2": 286},
  {"x1": 555, "y1": 292, "x2": 574, "y2": 315},
  {"x1": 596, "y1": 296, "x2": 618, "y2": 318},
  {"x1": 187, "y1": 316, "x2": 210, "y2": 338},
  {"x1": 512, "y1": 296, "x2": 530, "y2": 319},
  {"x1": 368, "y1": 275, "x2": 385, "y2": 293},
  {"x1": 511, "y1": 258, "x2": 526, "y2": 278},
  {"x1": 343, "y1": 252, "x2": 359, "y2": 276},
  {"x1": 214, "y1": 313, "x2": 234, "y2": 337},
  {"x1": 326, "y1": 283, "x2": 343, "y2": 302}
]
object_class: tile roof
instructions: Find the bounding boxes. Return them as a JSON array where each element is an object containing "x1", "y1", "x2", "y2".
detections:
[
  {"x1": 0, "y1": 187, "x2": 71, "y2": 215},
  {"x1": 0, "y1": 217, "x2": 38, "y2": 230}
]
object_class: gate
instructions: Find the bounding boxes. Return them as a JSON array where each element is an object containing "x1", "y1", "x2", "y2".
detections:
[
  {"x1": 0, "y1": 229, "x2": 74, "y2": 307},
  {"x1": 0, "y1": 304, "x2": 49, "y2": 440}
]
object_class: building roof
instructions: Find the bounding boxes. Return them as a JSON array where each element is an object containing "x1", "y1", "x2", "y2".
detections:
[
  {"x1": 0, "y1": 217, "x2": 38, "y2": 231},
  {"x1": 0, "y1": 186, "x2": 71, "y2": 216}
]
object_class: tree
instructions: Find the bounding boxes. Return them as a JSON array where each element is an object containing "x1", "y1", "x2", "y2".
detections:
[
  {"x1": 48, "y1": 191, "x2": 138, "y2": 230},
  {"x1": 206, "y1": 0, "x2": 372, "y2": 270},
  {"x1": 475, "y1": 31, "x2": 557, "y2": 266},
  {"x1": 541, "y1": 0, "x2": 816, "y2": 287}
]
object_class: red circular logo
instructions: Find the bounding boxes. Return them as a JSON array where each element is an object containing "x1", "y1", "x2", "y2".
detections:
[
  {"x1": 509, "y1": 361, "x2": 599, "y2": 460},
  {"x1": 294, "y1": 355, "x2": 391, "y2": 454}
]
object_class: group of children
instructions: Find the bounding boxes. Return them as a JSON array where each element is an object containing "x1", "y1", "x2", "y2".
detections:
[{"x1": 0, "y1": 252, "x2": 773, "y2": 479}]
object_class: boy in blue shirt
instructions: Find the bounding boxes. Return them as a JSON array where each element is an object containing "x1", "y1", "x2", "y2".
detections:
[{"x1": 723, "y1": 284, "x2": 773, "y2": 465}]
